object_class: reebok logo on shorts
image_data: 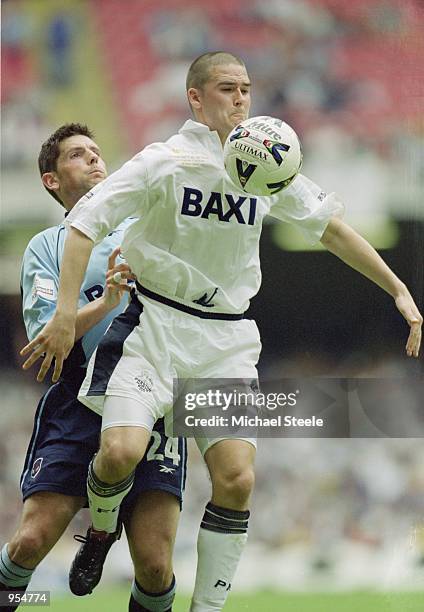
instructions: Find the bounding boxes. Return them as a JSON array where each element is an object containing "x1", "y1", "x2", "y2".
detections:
[
  {"x1": 31, "y1": 457, "x2": 43, "y2": 479},
  {"x1": 159, "y1": 465, "x2": 175, "y2": 474}
]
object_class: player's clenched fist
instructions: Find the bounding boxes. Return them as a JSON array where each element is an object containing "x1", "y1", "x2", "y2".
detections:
[{"x1": 20, "y1": 312, "x2": 76, "y2": 383}]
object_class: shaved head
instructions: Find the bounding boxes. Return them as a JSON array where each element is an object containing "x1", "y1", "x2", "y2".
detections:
[{"x1": 186, "y1": 51, "x2": 246, "y2": 93}]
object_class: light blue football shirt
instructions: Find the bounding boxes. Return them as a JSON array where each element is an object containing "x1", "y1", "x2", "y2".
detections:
[{"x1": 21, "y1": 217, "x2": 134, "y2": 369}]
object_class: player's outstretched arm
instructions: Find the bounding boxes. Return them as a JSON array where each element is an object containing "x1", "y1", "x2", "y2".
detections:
[
  {"x1": 20, "y1": 227, "x2": 95, "y2": 382},
  {"x1": 73, "y1": 247, "x2": 136, "y2": 341},
  {"x1": 320, "y1": 217, "x2": 422, "y2": 358}
]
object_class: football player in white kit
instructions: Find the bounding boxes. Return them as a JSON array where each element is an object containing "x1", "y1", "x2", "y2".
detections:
[{"x1": 21, "y1": 52, "x2": 422, "y2": 611}]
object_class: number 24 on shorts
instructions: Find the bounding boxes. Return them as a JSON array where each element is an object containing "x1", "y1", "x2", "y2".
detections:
[{"x1": 147, "y1": 432, "x2": 180, "y2": 466}]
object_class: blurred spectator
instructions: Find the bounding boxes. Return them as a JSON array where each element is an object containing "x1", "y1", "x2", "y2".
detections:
[
  {"x1": 1, "y1": 0, "x2": 33, "y2": 102},
  {"x1": 1, "y1": 92, "x2": 49, "y2": 168},
  {"x1": 46, "y1": 12, "x2": 74, "y2": 88},
  {"x1": 148, "y1": 7, "x2": 212, "y2": 60}
]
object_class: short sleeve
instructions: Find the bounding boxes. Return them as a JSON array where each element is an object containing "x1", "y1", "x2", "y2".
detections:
[
  {"x1": 268, "y1": 173, "x2": 345, "y2": 244},
  {"x1": 66, "y1": 151, "x2": 151, "y2": 244},
  {"x1": 21, "y1": 232, "x2": 59, "y2": 341}
]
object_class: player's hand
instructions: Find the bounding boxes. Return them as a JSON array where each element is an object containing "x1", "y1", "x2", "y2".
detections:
[
  {"x1": 104, "y1": 247, "x2": 136, "y2": 309},
  {"x1": 395, "y1": 292, "x2": 422, "y2": 357},
  {"x1": 20, "y1": 312, "x2": 76, "y2": 382}
]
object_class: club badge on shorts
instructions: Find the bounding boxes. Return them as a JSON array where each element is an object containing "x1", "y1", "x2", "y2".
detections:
[
  {"x1": 135, "y1": 371, "x2": 153, "y2": 393},
  {"x1": 31, "y1": 457, "x2": 43, "y2": 479}
]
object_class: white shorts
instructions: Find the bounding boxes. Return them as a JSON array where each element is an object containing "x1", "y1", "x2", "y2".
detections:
[{"x1": 78, "y1": 291, "x2": 261, "y2": 454}]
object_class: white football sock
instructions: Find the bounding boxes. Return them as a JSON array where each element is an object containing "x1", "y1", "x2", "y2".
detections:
[
  {"x1": 190, "y1": 503, "x2": 249, "y2": 612},
  {"x1": 87, "y1": 458, "x2": 135, "y2": 533}
]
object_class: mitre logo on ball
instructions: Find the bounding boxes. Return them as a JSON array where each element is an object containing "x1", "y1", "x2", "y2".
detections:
[{"x1": 224, "y1": 116, "x2": 303, "y2": 196}]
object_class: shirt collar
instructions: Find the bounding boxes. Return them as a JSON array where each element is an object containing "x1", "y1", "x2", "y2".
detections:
[
  {"x1": 178, "y1": 119, "x2": 223, "y2": 155},
  {"x1": 179, "y1": 119, "x2": 214, "y2": 134}
]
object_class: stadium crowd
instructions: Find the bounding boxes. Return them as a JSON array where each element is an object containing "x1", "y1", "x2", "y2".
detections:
[{"x1": 1, "y1": 0, "x2": 423, "y2": 596}]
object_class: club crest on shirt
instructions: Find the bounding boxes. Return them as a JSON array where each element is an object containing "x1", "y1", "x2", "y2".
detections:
[
  {"x1": 31, "y1": 457, "x2": 43, "y2": 479},
  {"x1": 135, "y1": 371, "x2": 153, "y2": 393}
]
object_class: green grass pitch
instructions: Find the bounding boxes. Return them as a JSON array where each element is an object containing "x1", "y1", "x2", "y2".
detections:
[{"x1": 50, "y1": 589, "x2": 424, "y2": 611}]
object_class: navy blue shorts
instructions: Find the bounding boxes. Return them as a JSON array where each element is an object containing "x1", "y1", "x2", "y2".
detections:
[{"x1": 20, "y1": 373, "x2": 187, "y2": 513}]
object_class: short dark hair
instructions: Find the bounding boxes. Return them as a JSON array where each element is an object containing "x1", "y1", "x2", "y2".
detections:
[
  {"x1": 186, "y1": 51, "x2": 246, "y2": 96},
  {"x1": 38, "y1": 123, "x2": 94, "y2": 205}
]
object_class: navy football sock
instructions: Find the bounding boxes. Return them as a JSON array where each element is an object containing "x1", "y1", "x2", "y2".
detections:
[
  {"x1": 0, "y1": 544, "x2": 33, "y2": 611},
  {"x1": 0, "y1": 544, "x2": 33, "y2": 589},
  {"x1": 129, "y1": 575, "x2": 175, "y2": 611}
]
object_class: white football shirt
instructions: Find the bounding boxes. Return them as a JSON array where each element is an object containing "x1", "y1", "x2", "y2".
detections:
[{"x1": 68, "y1": 120, "x2": 344, "y2": 314}]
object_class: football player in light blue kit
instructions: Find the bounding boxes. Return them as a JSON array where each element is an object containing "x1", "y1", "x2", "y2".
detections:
[
  {"x1": 21, "y1": 53, "x2": 422, "y2": 612},
  {"x1": 1, "y1": 124, "x2": 185, "y2": 612}
]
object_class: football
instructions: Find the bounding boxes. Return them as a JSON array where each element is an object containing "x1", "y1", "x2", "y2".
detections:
[{"x1": 223, "y1": 116, "x2": 303, "y2": 196}]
